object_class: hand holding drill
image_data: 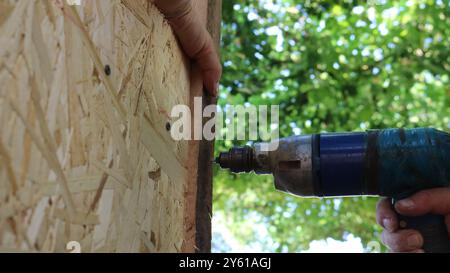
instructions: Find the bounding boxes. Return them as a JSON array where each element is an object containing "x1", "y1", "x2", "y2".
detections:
[{"x1": 377, "y1": 188, "x2": 450, "y2": 252}]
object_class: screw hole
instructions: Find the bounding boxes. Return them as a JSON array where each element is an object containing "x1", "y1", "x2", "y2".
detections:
[
  {"x1": 165, "y1": 122, "x2": 171, "y2": 131},
  {"x1": 104, "y1": 65, "x2": 111, "y2": 76}
]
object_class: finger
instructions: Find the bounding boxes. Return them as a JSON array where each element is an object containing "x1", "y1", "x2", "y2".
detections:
[
  {"x1": 389, "y1": 249, "x2": 425, "y2": 253},
  {"x1": 381, "y1": 229, "x2": 423, "y2": 252},
  {"x1": 406, "y1": 249, "x2": 425, "y2": 253},
  {"x1": 195, "y1": 38, "x2": 222, "y2": 97},
  {"x1": 395, "y1": 187, "x2": 450, "y2": 216},
  {"x1": 175, "y1": 24, "x2": 221, "y2": 96},
  {"x1": 376, "y1": 198, "x2": 398, "y2": 232},
  {"x1": 155, "y1": 0, "x2": 221, "y2": 96}
]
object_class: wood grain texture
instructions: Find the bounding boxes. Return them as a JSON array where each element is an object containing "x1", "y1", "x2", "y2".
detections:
[{"x1": 0, "y1": 0, "x2": 216, "y2": 253}]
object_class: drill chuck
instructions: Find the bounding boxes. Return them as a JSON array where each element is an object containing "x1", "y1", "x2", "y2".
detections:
[
  {"x1": 216, "y1": 135, "x2": 316, "y2": 196},
  {"x1": 215, "y1": 146, "x2": 256, "y2": 173}
]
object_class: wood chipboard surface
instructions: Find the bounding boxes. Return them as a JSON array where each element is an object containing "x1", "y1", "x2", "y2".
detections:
[{"x1": 0, "y1": 0, "x2": 207, "y2": 253}]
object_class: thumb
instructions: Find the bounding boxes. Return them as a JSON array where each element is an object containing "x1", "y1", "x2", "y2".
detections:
[{"x1": 395, "y1": 187, "x2": 450, "y2": 216}]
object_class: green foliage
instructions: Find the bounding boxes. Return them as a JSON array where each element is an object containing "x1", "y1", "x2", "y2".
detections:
[{"x1": 214, "y1": 0, "x2": 450, "y2": 252}]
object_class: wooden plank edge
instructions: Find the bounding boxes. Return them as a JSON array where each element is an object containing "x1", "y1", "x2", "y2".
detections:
[{"x1": 194, "y1": 0, "x2": 222, "y2": 253}]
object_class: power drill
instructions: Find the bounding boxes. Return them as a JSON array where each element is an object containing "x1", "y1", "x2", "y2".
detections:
[{"x1": 215, "y1": 128, "x2": 450, "y2": 252}]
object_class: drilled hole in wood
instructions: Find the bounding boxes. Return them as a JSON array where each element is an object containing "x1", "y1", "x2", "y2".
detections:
[
  {"x1": 104, "y1": 65, "x2": 111, "y2": 76},
  {"x1": 148, "y1": 168, "x2": 161, "y2": 180}
]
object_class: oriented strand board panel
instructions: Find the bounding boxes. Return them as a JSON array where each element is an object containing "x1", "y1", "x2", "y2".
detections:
[{"x1": 0, "y1": 0, "x2": 212, "y2": 252}]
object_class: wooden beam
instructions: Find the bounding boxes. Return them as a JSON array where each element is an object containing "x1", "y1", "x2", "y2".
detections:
[{"x1": 194, "y1": 0, "x2": 222, "y2": 253}]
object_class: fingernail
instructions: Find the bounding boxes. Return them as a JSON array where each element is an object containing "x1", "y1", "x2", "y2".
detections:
[
  {"x1": 398, "y1": 199, "x2": 415, "y2": 209},
  {"x1": 407, "y1": 234, "x2": 422, "y2": 248},
  {"x1": 383, "y1": 218, "x2": 395, "y2": 232},
  {"x1": 214, "y1": 82, "x2": 219, "y2": 96}
]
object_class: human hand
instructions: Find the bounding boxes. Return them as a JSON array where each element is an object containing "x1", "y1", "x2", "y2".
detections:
[
  {"x1": 376, "y1": 188, "x2": 450, "y2": 252},
  {"x1": 154, "y1": 0, "x2": 222, "y2": 97}
]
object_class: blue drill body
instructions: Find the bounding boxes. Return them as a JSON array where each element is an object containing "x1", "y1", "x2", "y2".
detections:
[{"x1": 318, "y1": 128, "x2": 450, "y2": 199}]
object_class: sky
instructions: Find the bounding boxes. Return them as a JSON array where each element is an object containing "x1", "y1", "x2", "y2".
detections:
[{"x1": 212, "y1": 212, "x2": 374, "y2": 253}]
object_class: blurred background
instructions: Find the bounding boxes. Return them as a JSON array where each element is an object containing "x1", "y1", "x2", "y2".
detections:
[{"x1": 211, "y1": 0, "x2": 450, "y2": 252}]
